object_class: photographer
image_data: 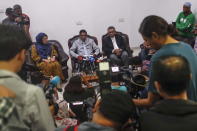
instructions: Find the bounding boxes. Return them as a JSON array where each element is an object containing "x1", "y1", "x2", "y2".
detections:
[
  {"x1": 13, "y1": 4, "x2": 31, "y2": 39},
  {"x1": 2, "y1": 8, "x2": 17, "y2": 26}
]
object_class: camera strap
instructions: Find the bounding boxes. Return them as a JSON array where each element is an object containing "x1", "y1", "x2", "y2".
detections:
[{"x1": 0, "y1": 76, "x2": 13, "y2": 79}]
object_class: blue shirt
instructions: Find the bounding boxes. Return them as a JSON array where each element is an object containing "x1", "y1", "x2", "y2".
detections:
[{"x1": 148, "y1": 42, "x2": 197, "y2": 101}]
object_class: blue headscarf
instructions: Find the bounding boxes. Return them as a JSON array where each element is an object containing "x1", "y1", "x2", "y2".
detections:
[{"x1": 35, "y1": 33, "x2": 52, "y2": 59}]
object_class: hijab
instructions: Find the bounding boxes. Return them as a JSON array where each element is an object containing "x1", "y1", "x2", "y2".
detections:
[{"x1": 35, "y1": 33, "x2": 52, "y2": 59}]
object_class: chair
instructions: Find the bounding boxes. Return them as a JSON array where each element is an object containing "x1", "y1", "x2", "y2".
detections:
[
  {"x1": 68, "y1": 35, "x2": 98, "y2": 72},
  {"x1": 48, "y1": 40, "x2": 69, "y2": 79}
]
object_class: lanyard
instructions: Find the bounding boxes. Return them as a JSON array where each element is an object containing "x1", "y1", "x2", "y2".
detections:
[{"x1": 0, "y1": 76, "x2": 13, "y2": 79}]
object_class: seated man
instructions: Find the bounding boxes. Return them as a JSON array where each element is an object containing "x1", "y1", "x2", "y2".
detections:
[
  {"x1": 175, "y1": 2, "x2": 195, "y2": 47},
  {"x1": 70, "y1": 29, "x2": 100, "y2": 61},
  {"x1": 0, "y1": 24, "x2": 54, "y2": 131},
  {"x1": 140, "y1": 55, "x2": 197, "y2": 131},
  {"x1": 102, "y1": 26, "x2": 129, "y2": 67},
  {"x1": 2, "y1": 8, "x2": 17, "y2": 26}
]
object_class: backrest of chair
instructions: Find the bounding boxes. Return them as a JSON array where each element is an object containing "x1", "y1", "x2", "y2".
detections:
[
  {"x1": 48, "y1": 40, "x2": 69, "y2": 62},
  {"x1": 25, "y1": 43, "x2": 36, "y2": 67},
  {"x1": 68, "y1": 35, "x2": 98, "y2": 49},
  {"x1": 49, "y1": 40, "x2": 64, "y2": 51},
  {"x1": 117, "y1": 32, "x2": 133, "y2": 56}
]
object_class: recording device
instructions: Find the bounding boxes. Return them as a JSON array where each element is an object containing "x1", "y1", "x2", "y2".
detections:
[
  {"x1": 97, "y1": 62, "x2": 111, "y2": 96},
  {"x1": 43, "y1": 76, "x2": 61, "y2": 115},
  {"x1": 123, "y1": 74, "x2": 147, "y2": 98},
  {"x1": 97, "y1": 62, "x2": 111, "y2": 85},
  {"x1": 97, "y1": 61, "x2": 146, "y2": 98},
  {"x1": 76, "y1": 55, "x2": 97, "y2": 74},
  {"x1": 12, "y1": 12, "x2": 29, "y2": 26}
]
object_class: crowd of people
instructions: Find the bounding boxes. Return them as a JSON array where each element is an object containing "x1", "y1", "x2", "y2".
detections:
[{"x1": 0, "y1": 2, "x2": 197, "y2": 131}]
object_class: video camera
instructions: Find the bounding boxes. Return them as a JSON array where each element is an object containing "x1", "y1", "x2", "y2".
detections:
[
  {"x1": 97, "y1": 62, "x2": 146, "y2": 98},
  {"x1": 11, "y1": 12, "x2": 29, "y2": 26},
  {"x1": 43, "y1": 76, "x2": 61, "y2": 115}
]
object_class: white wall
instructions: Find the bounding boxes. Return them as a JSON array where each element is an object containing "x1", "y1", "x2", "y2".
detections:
[{"x1": 0, "y1": 0, "x2": 197, "y2": 53}]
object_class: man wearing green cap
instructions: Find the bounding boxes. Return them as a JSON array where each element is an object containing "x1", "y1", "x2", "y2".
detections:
[{"x1": 176, "y1": 2, "x2": 196, "y2": 47}]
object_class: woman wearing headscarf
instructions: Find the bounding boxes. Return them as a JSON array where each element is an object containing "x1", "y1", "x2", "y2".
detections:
[{"x1": 31, "y1": 33, "x2": 65, "y2": 80}]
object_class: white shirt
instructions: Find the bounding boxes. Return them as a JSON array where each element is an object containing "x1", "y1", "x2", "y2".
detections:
[
  {"x1": 70, "y1": 38, "x2": 100, "y2": 58},
  {"x1": 111, "y1": 37, "x2": 119, "y2": 53}
]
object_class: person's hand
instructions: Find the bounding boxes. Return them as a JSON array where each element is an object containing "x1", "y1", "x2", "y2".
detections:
[
  {"x1": 15, "y1": 17, "x2": 22, "y2": 23},
  {"x1": 116, "y1": 49, "x2": 122, "y2": 56},
  {"x1": 113, "y1": 49, "x2": 119, "y2": 54},
  {"x1": 43, "y1": 59, "x2": 50, "y2": 63},
  {"x1": 77, "y1": 56, "x2": 83, "y2": 61},
  {"x1": 149, "y1": 49, "x2": 156, "y2": 55},
  {"x1": 51, "y1": 56, "x2": 56, "y2": 62}
]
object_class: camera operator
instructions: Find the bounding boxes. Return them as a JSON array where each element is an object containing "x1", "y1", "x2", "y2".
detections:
[
  {"x1": 13, "y1": 4, "x2": 31, "y2": 39},
  {"x1": 2, "y1": 8, "x2": 17, "y2": 26}
]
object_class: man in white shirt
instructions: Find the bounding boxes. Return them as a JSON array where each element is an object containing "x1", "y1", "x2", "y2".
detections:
[
  {"x1": 0, "y1": 24, "x2": 55, "y2": 131},
  {"x1": 70, "y1": 30, "x2": 100, "y2": 61},
  {"x1": 102, "y1": 26, "x2": 129, "y2": 67}
]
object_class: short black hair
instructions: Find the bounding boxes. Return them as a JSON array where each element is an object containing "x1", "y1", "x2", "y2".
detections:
[
  {"x1": 139, "y1": 15, "x2": 173, "y2": 38},
  {"x1": 99, "y1": 90, "x2": 136, "y2": 126},
  {"x1": 153, "y1": 55, "x2": 191, "y2": 96},
  {"x1": 79, "y1": 29, "x2": 87, "y2": 35},
  {"x1": 108, "y1": 26, "x2": 115, "y2": 30},
  {"x1": 0, "y1": 24, "x2": 32, "y2": 61},
  {"x1": 5, "y1": 8, "x2": 13, "y2": 15},
  {"x1": 13, "y1": 4, "x2": 22, "y2": 10}
]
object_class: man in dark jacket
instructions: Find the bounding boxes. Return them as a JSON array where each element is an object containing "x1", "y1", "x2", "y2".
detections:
[
  {"x1": 102, "y1": 26, "x2": 128, "y2": 66},
  {"x1": 140, "y1": 55, "x2": 197, "y2": 131}
]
